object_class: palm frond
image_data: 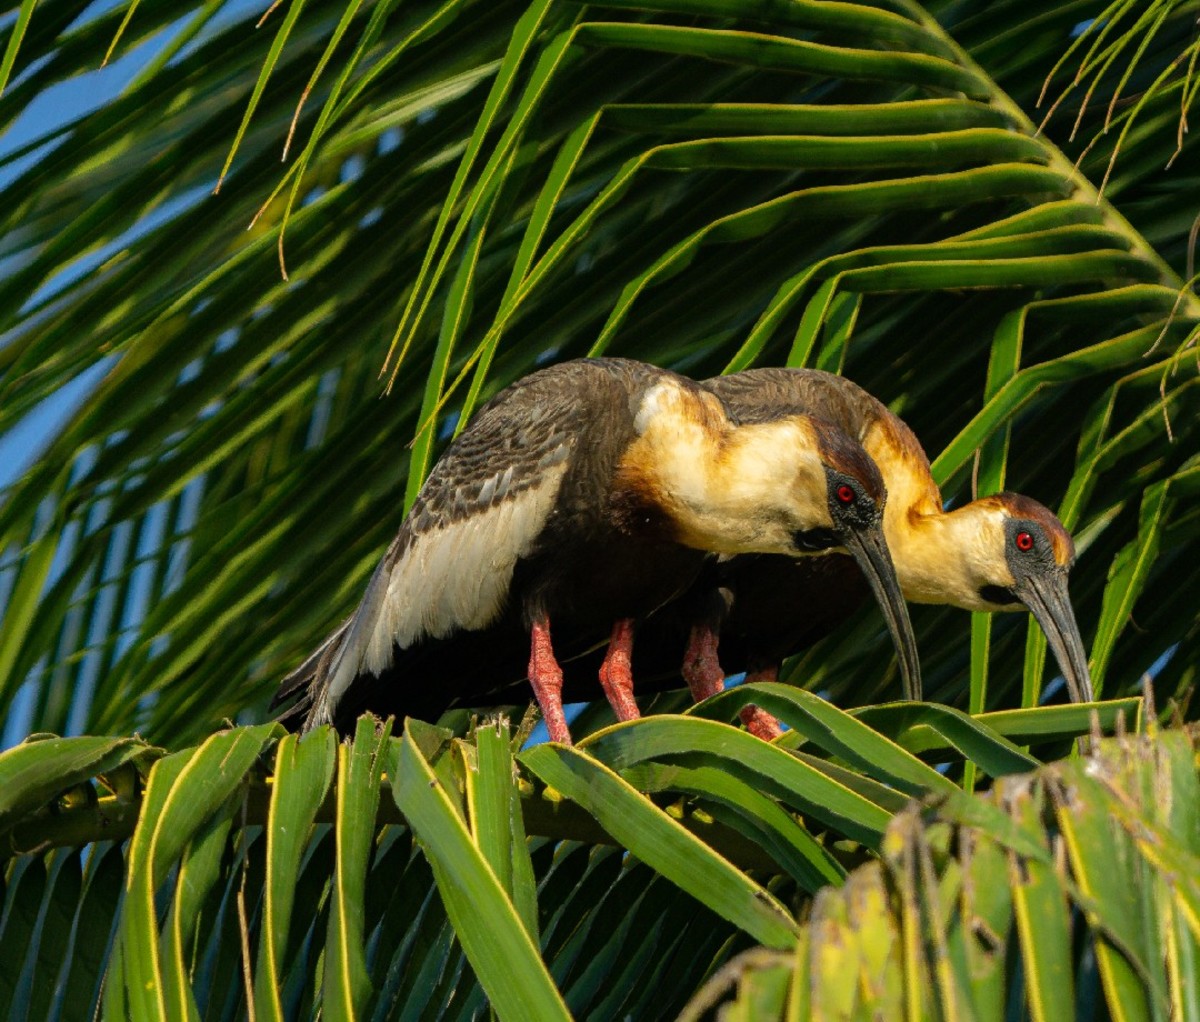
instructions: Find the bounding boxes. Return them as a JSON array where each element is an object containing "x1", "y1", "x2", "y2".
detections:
[
  {"x1": 683, "y1": 721, "x2": 1200, "y2": 1020},
  {"x1": 0, "y1": 690, "x2": 1142, "y2": 1018},
  {"x1": 3, "y1": 0, "x2": 1196, "y2": 748}
]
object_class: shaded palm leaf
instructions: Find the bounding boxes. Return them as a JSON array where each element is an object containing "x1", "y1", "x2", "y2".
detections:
[
  {"x1": 683, "y1": 722, "x2": 1200, "y2": 1021},
  {"x1": 0, "y1": 689, "x2": 1139, "y2": 1018}
]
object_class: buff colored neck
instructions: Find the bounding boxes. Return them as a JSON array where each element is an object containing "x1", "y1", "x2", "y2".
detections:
[
  {"x1": 887, "y1": 507, "x2": 1009, "y2": 609},
  {"x1": 861, "y1": 418, "x2": 1009, "y2": 610},
  {"x1": 617, "y1": 381, "x2": 828, "y2": 556}
]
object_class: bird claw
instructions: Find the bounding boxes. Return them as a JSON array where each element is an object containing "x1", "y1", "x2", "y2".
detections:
[{"x1": 739, "y1": 705, "x2": 783, "y2": 741}]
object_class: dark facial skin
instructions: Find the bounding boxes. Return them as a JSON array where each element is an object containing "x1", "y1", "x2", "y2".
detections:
[{"x1": 980, "y1": 516, "x2": 1093, "y2": 704}]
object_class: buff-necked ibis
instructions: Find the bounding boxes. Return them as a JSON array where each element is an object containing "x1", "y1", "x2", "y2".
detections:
[
  {"x1": 273, "y1": 357, "x2": 920, "y2": 744},
  {"x1": 673, "y1": 367, "x2": 1093, "y2": 713}
]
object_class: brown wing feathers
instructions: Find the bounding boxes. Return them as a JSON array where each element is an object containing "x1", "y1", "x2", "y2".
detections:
[{"x1": 291, "y1": 365, "x2": 599, "y2": 728}]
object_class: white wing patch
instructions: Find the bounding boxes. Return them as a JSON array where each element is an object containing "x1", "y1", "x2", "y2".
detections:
[
  {"x1": 309, "y1": 461, "x2": 570, "y2": 724},
  {"x1": 370, "y1": 465, "x2": 567, "y2": 658}
]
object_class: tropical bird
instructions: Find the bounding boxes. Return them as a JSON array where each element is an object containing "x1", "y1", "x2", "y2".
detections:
[
  {"x1": 653, "y1": 367, "x2": 1093, "y2": 717},
  {"x1": 273, "y1": 357, "x2": 920, "y2": 743}
]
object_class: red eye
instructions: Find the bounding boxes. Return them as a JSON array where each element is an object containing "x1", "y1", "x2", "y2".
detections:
[
  {"x1": 1015, "y1": 531, "x2": 1034, "y2": 552},
  {"x1": 837, "y1": 484, "x2": 856, "y2": 504}
]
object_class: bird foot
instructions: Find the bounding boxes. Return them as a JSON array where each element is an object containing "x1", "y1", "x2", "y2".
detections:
[
  {"x1": 681, "y1": 625, "x2": 725, "y2": 701},
  {"x1": 529, "y1": 619, "x2": 572, "y2": 745},
  {"x1": 598, "y1": 618, "x2": 640, "y2": 722},
  {"x1": 738, "y1": 666, "x2": 782, "y2": 740},
  {"x1": 739, "y1": 705, "x2": 783, "y2": 741}
]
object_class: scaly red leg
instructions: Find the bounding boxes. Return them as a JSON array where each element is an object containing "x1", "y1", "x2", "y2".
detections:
[
  {"x1": 528, "y1": 618, "x2": 572, "y2": 745},
  {"x1": 682, "y1": 626, "x2": 779, "y2": 739},
  {"x1": 598, "y1": 618, "x2": 640, "y2": 722},
  {"x1": 740, "y1": 666, "x2": 783, "y2": 741},
  {"x1": 681, "y1": 624, "x2": 725, "y2": 702}
]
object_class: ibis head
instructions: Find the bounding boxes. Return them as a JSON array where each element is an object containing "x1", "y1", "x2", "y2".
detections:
[
  {"x1": 895, "y1": 491, "x2": 1091, "y2": 704},
  {"x1": 812, "y1": 423, "x2": 923, "y2": 701},
  {"x1": 976, "y1": 494, "x2": 1091, "y2": 704}
]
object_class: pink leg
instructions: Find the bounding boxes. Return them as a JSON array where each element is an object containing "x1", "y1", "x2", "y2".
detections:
[
  {"x1": 529, "y1": 619, "x2": 572, "y2": 745},
  {"x1": 681, "y1": 624, "x2": 726, "y2": 702},
  {"x1": 681, "y1": 627, "x2": 780, "y2": 741},
  {"x1": 740, "y1": 666, "x2": 783, "y2": 741},
  {"x1": 598, "y1": 618, "x2": 640, "y2": 722}
]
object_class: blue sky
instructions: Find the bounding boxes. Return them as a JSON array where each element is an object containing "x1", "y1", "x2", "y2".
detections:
[
  {"x1": 0, "y1": 0, "x2": 262, "y2": 744},
  {"x1": 0, "y1": 0, "x2": 263, "y2": 491}
]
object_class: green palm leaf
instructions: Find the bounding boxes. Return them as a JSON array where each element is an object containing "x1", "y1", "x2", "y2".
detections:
[{"x1": 0, "y1": 697, "x2": 1170, "y2": 1017}]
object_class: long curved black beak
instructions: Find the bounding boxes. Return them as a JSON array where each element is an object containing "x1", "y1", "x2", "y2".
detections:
[
  {"x1": 842, "y1": 525, "x2": 923, "y2": 701},
  {"x1": 1016, "y1": 569, "x2": 1094, "y2": 704}
]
